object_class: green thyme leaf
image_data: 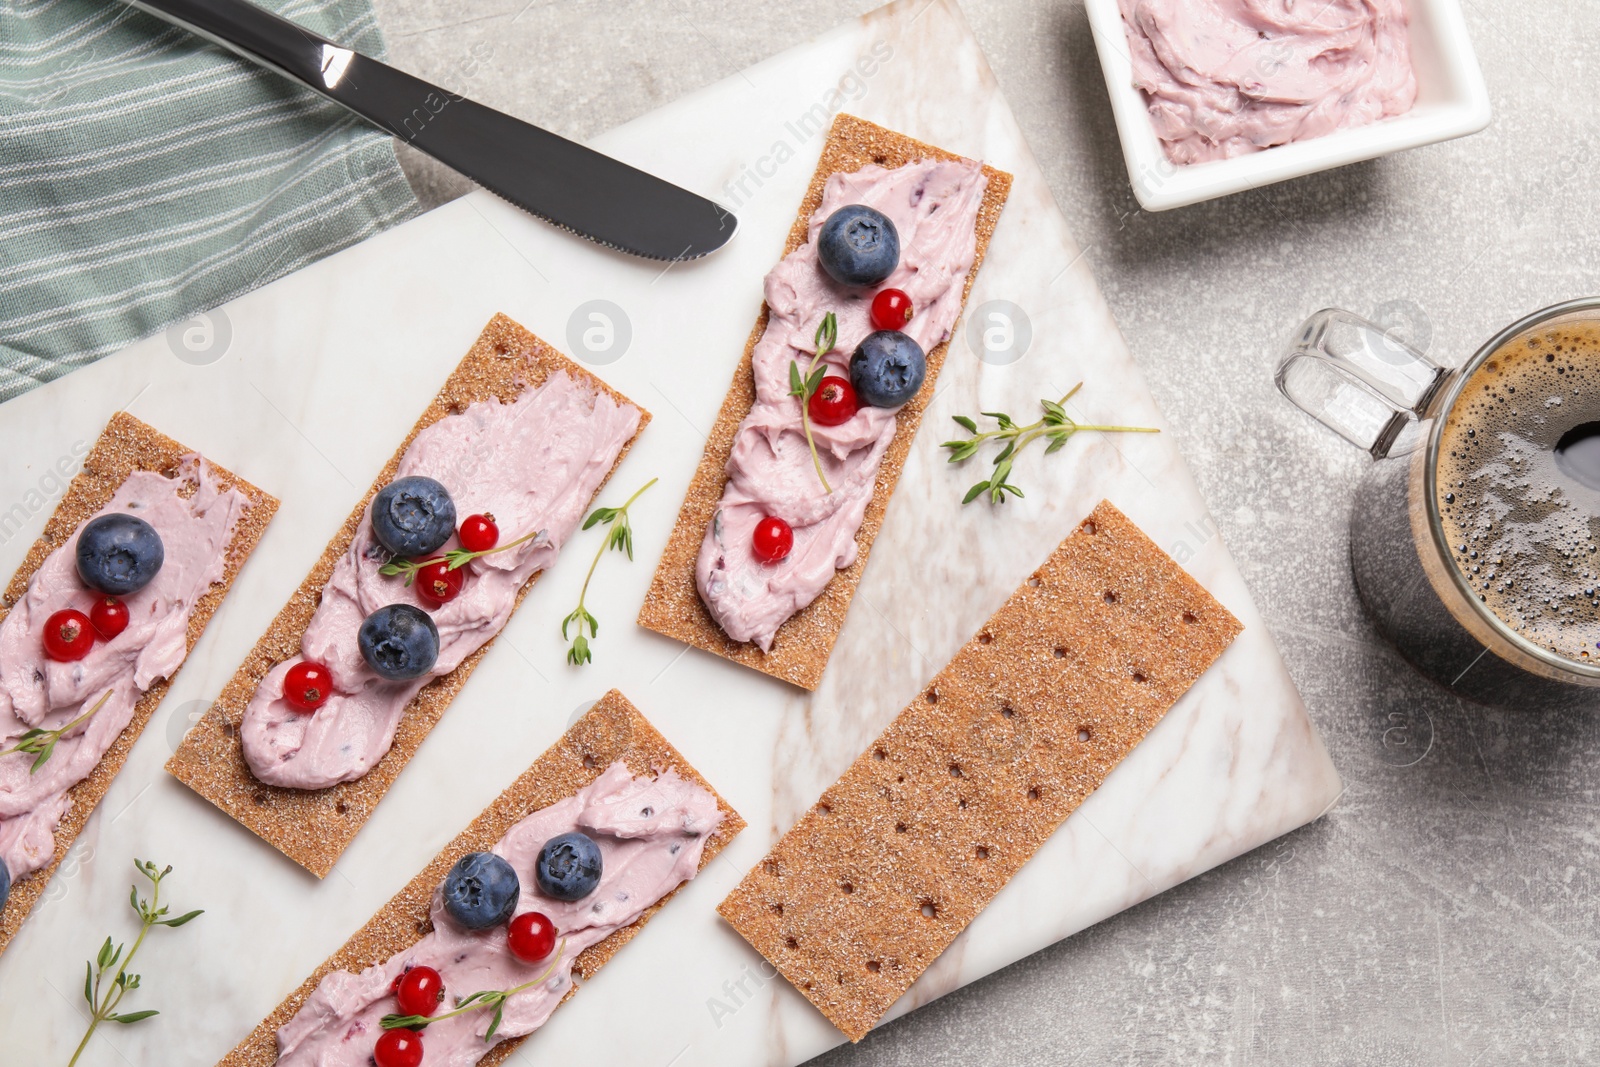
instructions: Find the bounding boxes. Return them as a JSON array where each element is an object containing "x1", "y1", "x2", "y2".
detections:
[
  {"x1": 563, "y1": 483, "x2": 653, "y2": 666},
  {"x1": 943, "y1": 385, "x2": 1159, "y2": 507}
]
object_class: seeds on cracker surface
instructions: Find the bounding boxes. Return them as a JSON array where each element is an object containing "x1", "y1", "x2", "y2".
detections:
[{"x1": 716, "y1": 502, "x2": 1243, "y2": 1042}]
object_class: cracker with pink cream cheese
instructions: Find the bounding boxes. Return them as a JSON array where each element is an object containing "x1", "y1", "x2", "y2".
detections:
[
  {"x1": 275, "y1": 762, "x2": 722, "y2": 1064},
  {"x1": 240, "y1": 371, "x2": 640, "y2": 790}
]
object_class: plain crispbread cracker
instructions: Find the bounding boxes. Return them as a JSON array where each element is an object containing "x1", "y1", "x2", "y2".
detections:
[
  {"x1": 166, "y1": 314, "x2": 650, "y2": 878},
  {"x1": 717, "y1": 501, "x2": 1243, "y2": 1041},
  {"x1": 216, "y1": 689, "x2": 743, "y2": 1067},
  {"x1": 638, "y1": 114, "x2": 1012, "y2": 690},
  {"x1": 0, "y1": 412, "x2": 276, "y2": 960}
]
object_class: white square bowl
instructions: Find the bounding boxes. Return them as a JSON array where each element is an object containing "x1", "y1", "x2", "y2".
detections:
[{"x1": 1083, "y1": 0, "x2": 1492, "y2": 211}]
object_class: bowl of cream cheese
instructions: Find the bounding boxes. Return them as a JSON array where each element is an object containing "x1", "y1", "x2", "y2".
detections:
[{"x1": 1084, "y1": 0, "x2": 1491, "y2": 210}]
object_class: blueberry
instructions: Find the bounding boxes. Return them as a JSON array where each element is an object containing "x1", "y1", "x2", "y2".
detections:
[
  {"x1": 358, "y1": 604, "x2": 439, "y2": 680},
  {"x1": 441, "y1": 851, "x2": 519, "y2": 930},
  {"x1": 75, "y1": 513, "x2": 164, "y2": 595},
  {"x1": 370, "y1": 476, "x2": 456, "y2": 557},
  {"x1": 817, "y1": 205, "x2": 899, "y2": 288},
  {"x1": 849, "y1": 330, "x2": 927, "y2": 408},
  {"x1": 535, "y1": 831, "x2": 603, "y2": 901},
  {"x1": 0, "y1": 863, "x2": 9, "y2": 912}
]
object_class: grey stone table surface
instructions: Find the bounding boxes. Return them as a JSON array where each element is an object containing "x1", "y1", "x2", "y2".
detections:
[{"x1": 369, "y1": 1, "x2": 1600, "y2": 1063}]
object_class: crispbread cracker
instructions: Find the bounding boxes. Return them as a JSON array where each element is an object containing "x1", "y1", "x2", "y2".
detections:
[
  {"x1": 638, "y1": 114, "x2": 1012, "y2": 690},
  {"x1": 216, "y1": 689, "x2": 743, "y2": 1067},
  {"x1": 166, "y1": 315, "x2": 650, "y2": 878},
  {"x1": 717, "y1": 501, "x2": 1243, "y2": 1040},
  {"x1": 0, "y1": 412, "x2": 276, "y2": 960}
]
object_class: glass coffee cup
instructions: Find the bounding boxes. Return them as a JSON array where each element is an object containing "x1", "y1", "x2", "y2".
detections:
[{"x1": 1279, "y1": 298, "x2": 1600, "y2": 711}]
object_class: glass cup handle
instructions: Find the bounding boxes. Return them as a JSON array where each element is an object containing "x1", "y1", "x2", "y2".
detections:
[{"x1": 1275, "y1": 308, "x2": 1451, "y2": 458}]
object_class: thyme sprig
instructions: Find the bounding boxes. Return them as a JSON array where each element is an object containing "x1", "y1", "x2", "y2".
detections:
[
  {"x1": 944, "y1": 384, "x2": 1159, "y2": 505},
  {"x1": 380, "y1": 939, "x2": 567, "y2": 1041},
  {"x1": 562, "y1": 478, "x2": 656, "y2": 666},
  {"x1": 1, "y1": 688, "x2": 112, "y2": 774},
  {"x1": 67, "y1": 859, "x2": 203, "y2": 1067},
  {"x1": 378, "y1": 527, "x2": 546, "y2": 585},
  {"x1": 788, "y1": 311, "x2": 838, "y2": 494}
]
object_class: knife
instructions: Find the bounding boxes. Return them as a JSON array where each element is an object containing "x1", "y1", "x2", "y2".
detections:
[{"x1": 119, "y1": 0, "x2": 737, "y2": 260}]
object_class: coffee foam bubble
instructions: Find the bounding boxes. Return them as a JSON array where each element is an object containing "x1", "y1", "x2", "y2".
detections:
[{"x1": 1436, "y1": 321, "x2": 1600, "y2": 664}]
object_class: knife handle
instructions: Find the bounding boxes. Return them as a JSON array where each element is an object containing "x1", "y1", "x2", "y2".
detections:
[{"x1": 122, "y1": 0, "x2": 446, "y2": 142}]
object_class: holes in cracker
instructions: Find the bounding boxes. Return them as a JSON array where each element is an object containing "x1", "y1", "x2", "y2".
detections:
[
  {"x1": 582, "y1": 754, "x2": 598, "y2": 770},
  {"x1": 785, "y1": 936, "x2": 799, "y2": 950},
  {"x1": 1000, "y1": 702, "x2": 1016, "y2": 719},
  {"x1": 873, "y1": 747, "x2": 887, "y2": 760},
  {"x1": 974, "y1": 844, "x2": 990, "y2": 860},
  {"x1": 770, "y1": 902, "x2": 784, "y2": 916},
  {"x1": 895, "y1": 821, "x2": 907, "y2": 833},
  {"x1": 1131, "y1": 669, "x2": 1148, "y2": 684},
  {"x1": 1077, "y1": 727, "x2": 1092, "y2": 743},
  {"x1": 1103, "y1": 589, "x2": 1119, "y2": 605},
  {"x1": 334, "y1": 801, "x2": 348, "y2": 815},
  {"x1": 817, "y1": 801, "x2": 832, "y2": 816},
  {"x1": 978, "y1": 630, "x2": 993, "y2": 645},
  {"x1": 866, "y1": 960, "x2": 882, "y2": 974},
  {"x1": 252, "y1": 791, "x2": 268, "y2": 806},
  {"x1": 1053, "y1": 645, "x2": 1067, "y2": 659},
  {"x1": 1027, "y1": 573, "x2": 1042, "y2": 588},
  {"x1": 841, "y1": 881, "x2": 855, "y2": 894},
  {"x1": 948, "y1": 762, "x2": 962, "y2": 777},
  {"x1": 1182, "y1": 610, "x2": 1199, "y2": 624},
  {"x1": 919, "y1": 899, "x2": 938, "y2": 919},
  {"x1": 763, "y1": 859, "x2": 781, "y2": 878},
  {"x1": 925, "y1": 688, "x2": 939, "y2": 705},
  {"x1": 1027, "y1": 786, "x2": 1042, "y2": 801},
  {"x1": 1081, "y1": 518, "x2": 1097, "y2": 535}
]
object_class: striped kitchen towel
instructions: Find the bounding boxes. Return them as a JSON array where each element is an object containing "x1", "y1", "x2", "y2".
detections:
[{"x1": 0, "y1": 0, "x2": 419, "y2": 401}]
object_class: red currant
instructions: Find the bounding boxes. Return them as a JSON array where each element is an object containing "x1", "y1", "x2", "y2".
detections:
[
  {"x1": 414, "y1": 559, "x2": 464, "y2": 606},
  {"x1": 43, "y1": 609, "x2": 94, "y2": 661},
  {"x1": 458, "y1": 513, "x2": 499, "y2": 553},
  {"x1": 808, "y1": 376, "x2": 858, "y2": 427},
  {"x1": 752, "y1": 517, "x2": 793, "y2": 564},
  {"x1": 392, "y1": 965, "x2": 445, "y2": 1017},
  {"x1": 88, "y1": 596, "x2": 129, "y2": 640},
  {"x1": 870, "y1": 288, "x2": 914, "y2": 331},
  {"x1": 373, "y1": 1029, "x2": 423, "y2": 1067},
  {"x1": 283, "y1": 661, "x2": 334, "y2": 713},
  {"x1": 507, "y1": 911, "x2": 557, "y2": 962}
]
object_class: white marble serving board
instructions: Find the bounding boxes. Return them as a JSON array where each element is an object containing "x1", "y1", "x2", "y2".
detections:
[{"x1": 0, "y1": 0, "x2": 1340, "y2": 1062}]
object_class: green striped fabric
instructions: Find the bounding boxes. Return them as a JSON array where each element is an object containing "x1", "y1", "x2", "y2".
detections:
[{"x1": 0, "y1": 0, "x2": 418, "y2": 401}]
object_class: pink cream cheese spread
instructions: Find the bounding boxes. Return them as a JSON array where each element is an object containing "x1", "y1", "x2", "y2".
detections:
[
  {"x1": 0, "y1": 459, "x2": 248, "y2": 889},
  {"x1": 1118, "y1": 0, "x2": 1417, "y2": 164},
  {"x1": 695, "y1": 159, "x2": 987, "y2": 651},
  {"x1": 275, "y1": 762, "x2": 722, "y2": 1065},
  {"x1": 241, "y1": 372, "x2": 640, "y2": 791}
]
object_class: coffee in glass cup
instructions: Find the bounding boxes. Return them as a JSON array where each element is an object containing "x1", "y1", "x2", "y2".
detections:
[{"x1": 1279, "y1": 299, "x2": 1600, "y2": 710}]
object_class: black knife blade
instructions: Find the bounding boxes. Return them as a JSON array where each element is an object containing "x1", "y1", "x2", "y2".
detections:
[{"x1": 119, "y1": 0, "x2": 738, "y2": 260}]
